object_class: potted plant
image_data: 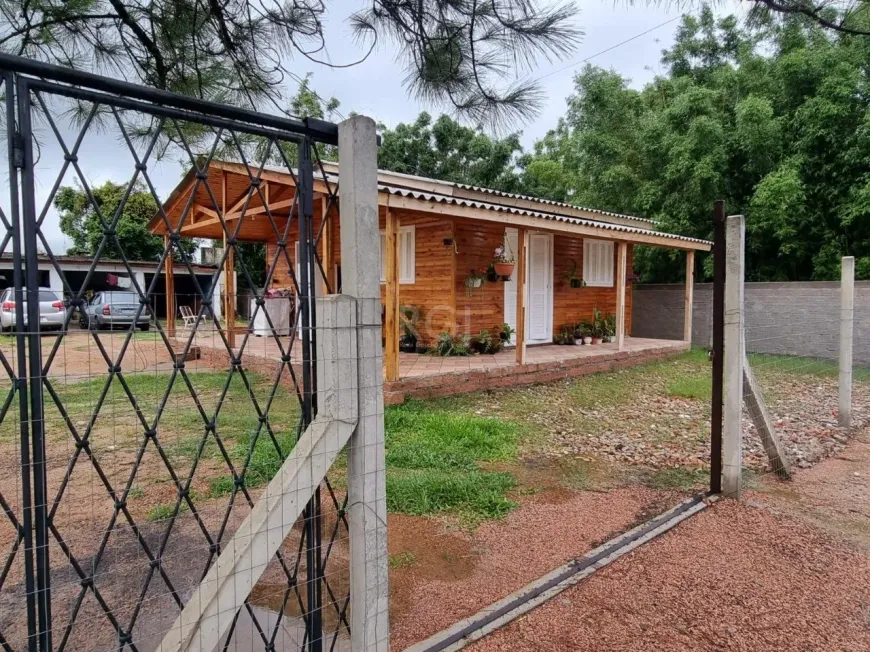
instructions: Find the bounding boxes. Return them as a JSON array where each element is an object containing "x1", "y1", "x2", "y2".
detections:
[
  {"x1": 464, "y1": 269, "x2": 486, "y2": 296},
  {"x1": 431, "y1": 332, "x2": 472, "y2": 357},
  {"x1": 591, "y1": 308, "x2": 605, "y2": 344},
  {"x1": 473, "y1": 329, "x2": 493, "y2": 354},
  {"x1": 498, "y1": 322, "x2": 515, "y2": 344},
  {"x1": 572, "y1": 322, "x2": 585, "y2": 344},
  {"x1": 399, "y1": 305, "x2": 420, "y2": 353},
  {"x1": 554, "y1": 326, "x2": 576, "y2": 345},
  {"x1": 485, "y1": 264, "x2": 499, "y2": 282},
  {"x1": 566, "y1": 260, "x2": 585, "y2": 289},
  {"x1": 604, "y1": 313, "x2": 617, "y2": 343},
  {"x1": 578, "y1": 320, "x2": 593, "y2": 345},
  {"x1": 492, "y1": 245, "x2": 515, "y2": 278}
]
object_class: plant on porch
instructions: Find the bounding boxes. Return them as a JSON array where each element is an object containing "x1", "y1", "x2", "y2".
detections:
[
  {"x1": 554, "y1": 326, "x2": 577, "y2": 345},
  {"x1": 432, "y1": 332, "x2": 472, "y2": 357},
  {"x1": 399, "y1": 305, "x2": 421, "y2": 353},
  {"x1": 473, "y1": 328, "x2": 506, "y2": 354}
]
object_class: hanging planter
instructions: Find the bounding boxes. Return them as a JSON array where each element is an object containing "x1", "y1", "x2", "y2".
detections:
[
  {"x1": 493, "y1": 262, "x2": 515, "y2": 277},
  {"x1": 492, "y1": 233, "x2": 516, "y2": 280},
  {"x1": 464, "y1": 269, "x2": 486, "y2": 296},
  {"x1": 567, "y1": 259, "x2": 585, "y2": 288}
]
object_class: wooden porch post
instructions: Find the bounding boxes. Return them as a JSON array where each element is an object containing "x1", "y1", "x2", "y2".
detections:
[
  {"x1": 616, "y1": 241, "x2": 627, "y2": 351},
  {"x1": 164, "y1": 234, "x2": 176, "y2": 337},
  {"x1": 223, "y1": 235, "x2": 236, "y2": 348},
  {"x1": 385, "y1": 206, "x2": 400, "y2": 381},
  {"x1": 684, "y1": 249, "x2": 695, "y2": 343},
  {"x1": 515, "y1": 228, "x2": 528, "y2": 364}
]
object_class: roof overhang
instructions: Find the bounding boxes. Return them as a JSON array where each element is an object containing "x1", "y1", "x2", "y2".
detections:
[{"x1": 153, "y1": 161, "x2": 712, "y2": 252}]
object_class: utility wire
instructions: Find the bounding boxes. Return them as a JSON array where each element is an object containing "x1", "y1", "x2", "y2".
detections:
[{"x1": 536, "y1": 16, "x2": 681, "y2": 81}]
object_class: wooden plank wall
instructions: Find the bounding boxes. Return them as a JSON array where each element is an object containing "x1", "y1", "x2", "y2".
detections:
[
  {"x1": 379, "y1": 210, "x2": 455, "y2": 344},
  {"x1": 454, "y1": 221, "x2": 507, "y2": 337},
  {"x1": 552, "y1": 238, "x2": 634, "y2": 335},
  {"x1": 269, "y1": 205, "x2": 636, "y2": 344},
  {"x1": 269, "y1": 203, "x2": 455, "y2": 344},
  {"x1": 453, "y1": 222, "x2": 634, "y2": 340}
]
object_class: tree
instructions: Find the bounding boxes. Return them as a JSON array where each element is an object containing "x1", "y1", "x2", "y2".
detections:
[
  {"x1": 0, "y1": 0, "x2": 580, "y2": 129},
  {"x1": 519, "y1": 8, "x2": 870, "y2": 282},
  {"x1": 378, "y1": 112, "x2": 523, "y2": 191},
  {"x1": 56, "y1": 179, "x2": 195, "y2": 261}
]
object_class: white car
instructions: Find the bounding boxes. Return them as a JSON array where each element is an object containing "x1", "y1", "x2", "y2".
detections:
[{"x1": 0, "y1": 287, "x2": 66, "y2": 332}]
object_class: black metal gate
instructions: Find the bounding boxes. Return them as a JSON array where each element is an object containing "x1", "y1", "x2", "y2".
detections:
[{"x1": 0, "y1": 54, "x2": 346, "y2": 652}]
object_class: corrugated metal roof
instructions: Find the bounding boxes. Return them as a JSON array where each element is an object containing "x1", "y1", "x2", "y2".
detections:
[
  {"x1": 380, "y1": 184, "x2": 712, "y2": 246},
  {"x1": 453, "y1": 183, "x2": 656, "y2": 225}
]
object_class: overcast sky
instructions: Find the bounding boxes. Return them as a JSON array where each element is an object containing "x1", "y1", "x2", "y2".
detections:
[{"x1": 13, "y1": 0, "x2": 745, "y2": 255}]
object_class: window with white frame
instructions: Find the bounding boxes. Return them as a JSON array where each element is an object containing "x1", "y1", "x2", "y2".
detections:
[
  {"x1": 583, "y1": 239, "x2": 614, "y2": 287},
  {"x1": 380, "y1": 225, "x2": 416, "y2": 284}
]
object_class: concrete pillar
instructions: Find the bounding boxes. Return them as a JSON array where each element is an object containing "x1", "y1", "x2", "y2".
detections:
[
  {"x1": 48, "y1": 267, "x2": 63, "y2": 293},
  {"x1": 840, "y1": 256, "x2": 855, "y2": 428},
  {"x1": 132, "y1": 271, "x2": 146, "y2": 294},
  {"x1": 723, "y1": 215, "x2": 745, "y2": 499},
  {"x1": 338, "y1": 115, "x2": 389, "y2": 651}
]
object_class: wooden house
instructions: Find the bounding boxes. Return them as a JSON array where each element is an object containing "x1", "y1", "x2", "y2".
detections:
[{"x1": 151, "y1": 160, "x2": 711, "y2": 386}]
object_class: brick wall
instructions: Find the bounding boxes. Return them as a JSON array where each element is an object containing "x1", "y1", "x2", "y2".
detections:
[{"x1": 632, "y1": 281, "x2": 870, "y2": 364}]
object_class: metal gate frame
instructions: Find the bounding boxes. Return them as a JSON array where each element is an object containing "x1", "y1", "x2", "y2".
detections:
[{"x1": 0, "y1": 52, "x2": 350, "y2": 652}]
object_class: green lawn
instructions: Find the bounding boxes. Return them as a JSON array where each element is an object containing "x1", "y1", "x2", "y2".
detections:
[{"x1": 1, "y1": 347, "x2": 863, "y2": 528}]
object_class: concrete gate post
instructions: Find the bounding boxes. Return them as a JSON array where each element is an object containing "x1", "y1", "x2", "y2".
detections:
[{"x1": 338, "y1": 115, "x2": 390, "y2": 651}]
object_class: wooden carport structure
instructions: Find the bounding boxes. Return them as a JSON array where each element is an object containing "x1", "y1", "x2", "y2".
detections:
[{"x1": 151, "y1": 160, "x2": 711, "y2": 378}]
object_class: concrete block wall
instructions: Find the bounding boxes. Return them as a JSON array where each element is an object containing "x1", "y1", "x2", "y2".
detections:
[{"x1": 632, "y1": 281, "x2": 870, "y2": 364}]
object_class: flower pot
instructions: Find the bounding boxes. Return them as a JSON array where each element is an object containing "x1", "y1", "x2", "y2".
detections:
[
  {"x1": 583, "y1": 337, "x2": 592, "y2": 345},
  {"x1": 494, "y1": 262, "x2": 515, "y2": 277},
  {"x1": 591, "y1": 337, "x2": 602, "y2": 345},
  {"x1": 399, "y1": 337, "x2": 417, "y2": 353},
  {"x1": 569, "y1": 278, "x2": 584, "y2": 288}
]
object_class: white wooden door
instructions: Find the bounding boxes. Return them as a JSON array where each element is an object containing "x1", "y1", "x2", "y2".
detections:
[
  {"x1": 527, "y1": 233, "x2": 553, "y2": 343},
  {"x1": 503, "y1": 228, "x2": 518, "y2": 344}
]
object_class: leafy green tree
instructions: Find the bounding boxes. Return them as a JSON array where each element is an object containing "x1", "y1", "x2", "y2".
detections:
[
  {"x1": 56, "y1": 180, "x2": 195, "y2": 261},
  {"x1": 378, "y1": 112, "x2": 523, "y2": 191},
  {"x1": 519, "y1": 8, "x2": 870, "y2": 282}
]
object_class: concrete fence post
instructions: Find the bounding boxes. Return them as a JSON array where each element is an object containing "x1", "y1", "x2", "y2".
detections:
[
  {"x1": 723, "y1": 215, "x2": 745, "y2": 499},
  {"x1": 840, "y1": 256, "x2": 855, "y2": 428},
  {"x1": 338, "y1": 115, "x2": 390, "y2": 651}
]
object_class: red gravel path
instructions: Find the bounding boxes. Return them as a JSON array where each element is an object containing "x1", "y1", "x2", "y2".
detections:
[
  {"x1": 470, "y1": 497, "x2": 870, "y2": 651},
  {"x1": 389, "y1": 486, "x2": 680, "y2": 650}
]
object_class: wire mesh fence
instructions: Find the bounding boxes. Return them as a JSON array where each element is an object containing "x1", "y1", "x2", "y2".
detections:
[
  {"x1": 736, "y1": 242, "x2": 867, "y2": 494},
  {"x1": 0, "y1": 58, "x2": 388, "y2": 652}
]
